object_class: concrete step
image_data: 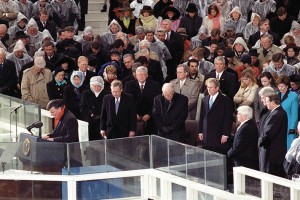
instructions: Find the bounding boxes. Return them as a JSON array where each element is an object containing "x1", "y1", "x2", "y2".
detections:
[
  {"x1": 88, "y1": 2, "x2": 105, "y2": 11},
  {"x1": 86, "y1": 11, "x2": 108, "y2": 21},
  {"x1": 89, "y1": 0, "x2": 105, "y2": 3},
  {"x1": 93, "y1": 27, "x2": 108, "y2": 35},
  {"x1": 86, "y1": 20, "x2": 108, "y2": 28}
]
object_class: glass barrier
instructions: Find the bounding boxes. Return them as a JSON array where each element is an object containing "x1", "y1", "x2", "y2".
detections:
[
  {"x1": 0, "y1": 94, "x2": 41, "y2": 142},
  {"x1": 151, "y1": 135, "x2": 227, "y2": 190}
]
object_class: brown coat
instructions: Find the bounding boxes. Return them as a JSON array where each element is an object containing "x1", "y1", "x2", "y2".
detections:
[{"x1": 21, "y1": 66, "x2": 52, "y2": 108}]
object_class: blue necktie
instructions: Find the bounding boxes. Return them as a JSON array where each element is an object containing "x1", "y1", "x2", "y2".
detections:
[
  {"x1": 115, "y1": 99, "x2": 119, "y2": 114},
  {"x1": 209, "y1": 97, "x2": 213, "y2": 109}
]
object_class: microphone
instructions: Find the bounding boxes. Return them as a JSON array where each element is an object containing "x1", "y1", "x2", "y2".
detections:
[
  {"x1": 26, "y1": 121, "x2": 43, "y2": 135},
  {"x1": 10, "y1": 105, "x2": 22, "y2": 113}
]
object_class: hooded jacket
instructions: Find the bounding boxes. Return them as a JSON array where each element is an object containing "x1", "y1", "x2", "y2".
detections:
[
  {"x1": 25, "y1": 18, "x2": 43, "y2": 45},
  {"x1": 243, "y1": 13, "x2": 261, "y2": 41},
  {"x1": 101, "y1": 19, "x2": 122, "y2": 46},
  {"x1": 224, "y1": 6, "x2": 247, "y2": 34},
  {"x1": 7, "y1": 13, "x2": 28, "y2": 39},
  {"x1": 251, "y1": 0, "x2": 276, "y2": 20}
]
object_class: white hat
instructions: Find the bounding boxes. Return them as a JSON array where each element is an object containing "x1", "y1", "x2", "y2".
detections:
[{"x1": 34, "y1": 56, "x2": 46, "y2": 68}]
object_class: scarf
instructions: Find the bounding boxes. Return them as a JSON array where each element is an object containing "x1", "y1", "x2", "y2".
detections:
[
  {"x1": 140, "y1": 15, "x2": 157, "y2": 30},
  {"x1": 55, "y1": 79, "x2": 67, "y2": 86},
  {"x1": 54, "y1": 106, "x2": 65, "y2": 128},
  {"x1": 123, "y1": 17, "x2": 130, "y2": 29}
]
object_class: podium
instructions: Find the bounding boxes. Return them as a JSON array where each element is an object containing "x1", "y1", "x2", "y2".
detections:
[
  {"x1": 0, "y1": 133, "x2": 67, "y2": 199},
  {"x1": 18, "y1": 132, "x2": 66, "y2": 167}
]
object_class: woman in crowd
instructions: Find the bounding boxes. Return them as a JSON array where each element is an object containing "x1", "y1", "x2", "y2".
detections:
[
  {"x1": 158, "y1": 5, "x2": 181, "y2": 31},
  {"x1": 116, "y1": 2, "x2": 136, "y2": 37},
  {"x1": 103, "y1": 65, "x2": 118, "y2": 92},
  {"x1": 235, "y1": 54, "x2": 260, "y2": 80},
  {"x1": 135, "y1": 6, "x2": 157, "y2": 31},
  {"x1": 243, "y1": 13, "x2": 261, "y2": 42},
  {"x1": 47, "y1": 66, "x2": 68, "y2": 100},
  {"x1": 55, "y1": 56, "x2": 77, "y2": 82},
  {"x1": 63, "y1": 71, "x2": 89, "y2": 120},
  {"x1": 233, "y1": 69, "x2": 259, "y2": 107},
  {"x1": 224, "y1": 6, "x2": 247, "y2": 35},
  {"x1": 200, "y1": 4, "x2": 224, "y2": 36},
  {"x1": 283, "y1": 43, "x2": 300, "y2": 66},
  {"x1": 253, "y1": 72, "x2": 277, "y2": 123},
  {"x1": 80, "y1": 76, "x2": 110, "y2": 141},
  {"x1": 276, "y1": 75, "x2": 298, "y2": 149}
]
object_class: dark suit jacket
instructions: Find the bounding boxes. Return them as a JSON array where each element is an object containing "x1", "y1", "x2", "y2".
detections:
[
  {"x1": 82, "y1": 70, "x2": 97, "y2": 86},
  {"x1": 258, "y1": 106, "x2": 287, "y2": 176},
  {"x1": 248, "y1": 31, "x2": 280, "y2": 48},
  {"x1": 124, "y1": 79, "x2": 161, "y2": 116},
  {"x1": 44, "y1": 53, "x2": 62, "y2": 71},
  {"x1": 48, "y1": 109, "x2": 79, "y2": 143},
  {"x1": 227, "y1": 120, "x2": 259, "y2": 170},
  {"x1": 202, "y1": 70, "x2": 238, "y2": 99},
  {"x1": 100, "y1": 92, "x2": 137, "y2": 139},
  {"x1": 199, "y1": 93, "x2": 234, "y2": 154},
  {"x1": 0, "y1": 59, "x2": 18, "y2": 96},
  {"x1": 46, "y1": 79, "x2": 68, "y2": 100},
  {"x1": 148, "y1": 59, "x2": 164, "y2": 86},
  {"x1": 164, "y1": 30, "x2": 184, "y2": 80},
  {"x1": 37, "y1": 20, "x2": 57, "y2": 41},
  {"x1": 80, "y1": 89, "x2": 110, "y2": 140},
  {"x1": 152, "y1": 93, "x2": 188, "y2": 142},
  {"x1": 63, "y1": 84, "x2": 89, "y2": 120}
]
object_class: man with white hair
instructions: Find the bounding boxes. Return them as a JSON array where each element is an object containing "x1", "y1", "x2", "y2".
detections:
[
  {"x1": 152, "y1": 83, "x2": 188, "y2": 142},
  {"x1": 21, "y1": 56, "x2": 52, "y2": 108},
  {"x1": 227, "y1": 106, "x2": 259, "y2": 170}
]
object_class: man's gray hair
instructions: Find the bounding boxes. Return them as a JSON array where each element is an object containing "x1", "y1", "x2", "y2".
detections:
[
  {"x1": 177, "y1": 64, "x2": 189, "y2": 73},
  {"x1": 237, "y1": 105, "x2": 253, "y2": 120},
  {"x1": 135, "y1": 26, "x2": 145, "y2": 34},
  {"x1": 139, "y1": 39, "x2": 150, "y2": 48},
  {"x1": 136, "y1": 66, "x2": 148, "y2": 74},
  {"x1": 258, "y1": 86, "x2": 275, "y2": 97},
  {"x1": 214, "y1": 56, "x2": 225, "y2": 64}
]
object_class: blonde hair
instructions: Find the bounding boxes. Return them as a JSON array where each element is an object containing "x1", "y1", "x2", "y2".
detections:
[{"x1": 241, "y1": 68, "x2": 257, "y2": 88}]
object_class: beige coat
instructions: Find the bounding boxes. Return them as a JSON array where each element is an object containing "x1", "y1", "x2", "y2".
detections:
[
  {"x1": 21, "y1": 67, "x2": 52, "y2": 109},
  {"x1": 257, "y1": 45, "x2": 282, "y2": 68},
  {"x1": 170, "y1": 78, "x2": 200, "y2": 120},
  {"x1": 233, "y1": 84, "x2": 259, "y2": 107}
]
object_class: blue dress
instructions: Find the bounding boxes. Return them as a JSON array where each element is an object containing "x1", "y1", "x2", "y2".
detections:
[{"x1": 278, "y1": 90, "x2": 298, "y2": 149}]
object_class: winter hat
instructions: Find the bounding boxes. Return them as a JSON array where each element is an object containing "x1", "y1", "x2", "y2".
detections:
[
  {"x1": 90, "y1": 76, "x2": 104, "y2": 88},
  {"x1": 83, "y1": 26, "x2": 93, "y2": 36},
  {"x1": 186, "y1": 3, "x2": 198, "y2": 13},
  {"x1": 34, "y1": 56, "x2": 46, "y2": 68},
  {"x1": 241, "y1": 54, "x2": 252, "y2": 64}
]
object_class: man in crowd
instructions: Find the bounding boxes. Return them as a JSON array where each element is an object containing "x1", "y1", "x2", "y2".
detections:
[
  {"x1": 152, "y1": 83, "x2": 188, "y2": 142},
  {"x1": 199, "y1": 78, "x2": 234, "y2": 155}
]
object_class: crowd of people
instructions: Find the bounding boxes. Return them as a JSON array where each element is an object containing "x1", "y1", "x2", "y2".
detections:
[{"x1": 0, "y1": 0, "x2": 300, "y2": 178}]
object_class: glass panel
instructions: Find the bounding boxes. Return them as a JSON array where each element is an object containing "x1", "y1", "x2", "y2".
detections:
[
  {"x1": 198, "y1": 192, "x2": 213, "y2": 200},
  {"x1": 0, "y1": 94, "x2": 41, "y2": 142},
  {"x1": 186, "y1": 146, "x2": 205, "y2": 184},
  {"x1": 273, "y1": 183, "x2": 290, "y2": 200},
  {"x1": 168, "y1": 140, "x2": 186, "y2": 178},
  {"x1": 245, "y1": 175, "x2": 261, "y2": 197},
  {"x1": 204, "y1": 150, "x2": 226, "y2": 189},
  {"x1": 75, "y1": 177, "x2": 141, "y2": 199},
  {"x1": 152, "y1": 136, "x2": 169, "y2": 170},
  {"x1": 0, "y1": 180, "x2": 62, "y2": 199},
  {"x1": 105, "y1": 136, "x2": 150, "y2": 171},
  {"x1": 172, "y1": 183, "x2": 186, "y2": 200}
]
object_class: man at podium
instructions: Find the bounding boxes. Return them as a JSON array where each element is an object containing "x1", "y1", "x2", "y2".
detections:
[{"x1": 43, "y1": 99, "x2": 79, "y2": 143}]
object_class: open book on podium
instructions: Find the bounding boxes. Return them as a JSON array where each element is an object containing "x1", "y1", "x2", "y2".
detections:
[{"x1": 17, "y1": 133, "x2": 66, "y2": 167}]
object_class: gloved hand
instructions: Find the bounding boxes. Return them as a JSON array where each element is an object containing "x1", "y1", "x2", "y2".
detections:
[
  {"x1": 288, "y1": 129, "x2": 296, "y2": 135},
  {"x1": 258, "y1": 135, "x2": 270, "y2": 148}
]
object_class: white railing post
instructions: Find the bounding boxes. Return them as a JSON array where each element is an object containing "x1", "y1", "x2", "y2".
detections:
[
  {"x1": 67, "y1": 179, "x2": 77, "y2": 200},
  {"x1": 233, "y1": 169, "x2": 245, "y2": 195},
  {"x1": 290, "y1": 188, "x2": 300, "y2": 200},
  {"x1": 186, "y1": 188, "x2": 198, "y2": 200},
  {"x1": 141, "y1": 174, "x2": 149, "y2": 198},
  {"x1": 261, "y1": 180, "x2": 273, "y2": 200},
  {"x1": 161, "y1": 178, "x2": 172, "y2": 200}
]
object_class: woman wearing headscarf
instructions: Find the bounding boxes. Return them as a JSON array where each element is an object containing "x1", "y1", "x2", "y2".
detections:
[
  {"x1": 243, "y1": 13, "x2": 261, "y2": 42},
  {"x1": 101, "y1": 19, "x2": 122, "y2": 46},
  {"x1": 47, "y1": 66, "x2": 68, "y2": 100},
  {"x1": 63, "y1": 71, "x2": 89, "y2": 120},
  {"x1": 80, "y1": 76, "x2": 110, "y2": 140},
  {"x1": 224, "y1": 6, "x2": 247, "y2": 35},
  {"x1": 200, "y1": 4, "x2": 224, "y2": 36}
]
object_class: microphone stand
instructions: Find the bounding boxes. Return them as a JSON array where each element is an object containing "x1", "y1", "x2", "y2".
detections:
[{"x1": 10, "y1": 106, "x2": 22, "y2": 142}]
